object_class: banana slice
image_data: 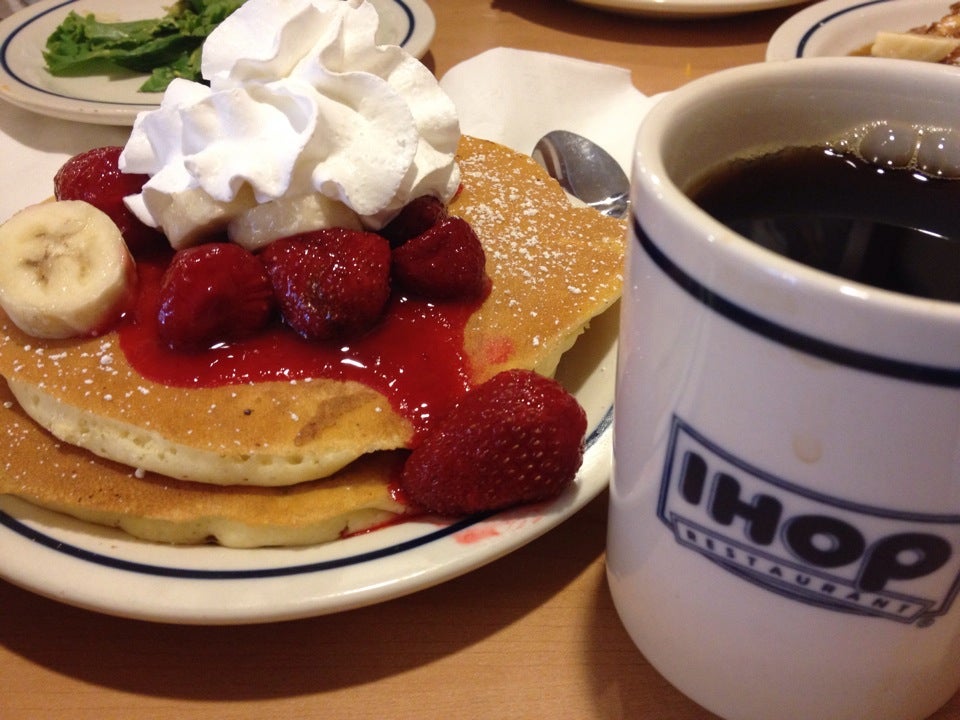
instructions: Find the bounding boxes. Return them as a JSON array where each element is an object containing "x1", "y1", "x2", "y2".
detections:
[
  {"x1": 151, "y1": 185, "x2": 257, "y2": 250},
  {"x1": 227, "y1": 194, "x2": 362, "y2": 251},
  {"x1": 871, "y1": 32, "x2": 960, "y2": 63},
  {"x1": 0, "y1": 200, "x2": 137, "y2": 339}
]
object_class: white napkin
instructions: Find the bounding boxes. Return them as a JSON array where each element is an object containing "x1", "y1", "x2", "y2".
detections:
[{"x1": 439, "y1": 47, "x2": 657, "y2": 175}]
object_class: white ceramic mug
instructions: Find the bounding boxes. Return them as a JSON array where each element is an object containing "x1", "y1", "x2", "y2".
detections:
[{"x1": 608, "y1": 58, "x2": 960, "y2": 720}]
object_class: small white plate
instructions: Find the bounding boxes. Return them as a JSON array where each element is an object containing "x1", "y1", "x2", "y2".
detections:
[
  {"x1": 767, "y1": 0, "x2": 954, "y2": 61},
  {"x1": 568, "y1": 0, "x2": 808, "y2": 19},
  {"x1": 0, "y1": 0, "x2": 436, "y2": 126}
]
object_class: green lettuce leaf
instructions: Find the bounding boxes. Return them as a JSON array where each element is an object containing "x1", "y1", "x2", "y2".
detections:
[{"x1": 43, "y1": 0, "x2": 246, "y2": 92}]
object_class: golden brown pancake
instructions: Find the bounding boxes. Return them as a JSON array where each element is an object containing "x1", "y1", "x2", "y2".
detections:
[
  {"x1": 0, "y1": 136, "x2": 625, "y2": 487},
  {"x1": 0, "y1": 136, "x2": 624, "y2": 546},
  {"x1": 0, "y1": 376, "x2": 407, "y2": 547},
  {"x1": 456, "y1": 137, "x2": 625, "y2": 383}
]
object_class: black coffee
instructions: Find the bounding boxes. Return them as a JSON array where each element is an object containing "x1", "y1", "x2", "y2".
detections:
[{"x1": 687, "y1": 144, "x2": 960, "y2": 302}]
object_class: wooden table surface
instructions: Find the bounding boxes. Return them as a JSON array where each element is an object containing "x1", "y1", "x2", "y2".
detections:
[{"x1": 2, "y1": 1, "x2": 959, "y2": 719}]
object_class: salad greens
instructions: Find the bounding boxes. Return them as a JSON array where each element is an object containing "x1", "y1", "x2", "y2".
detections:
[{"x1": 43, "y1": 0, "x2": 246, "y2": 93}]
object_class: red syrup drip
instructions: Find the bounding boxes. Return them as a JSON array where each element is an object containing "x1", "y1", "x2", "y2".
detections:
[{"x1": 118, "y1": 255, "x2": 486, "y2": 438}]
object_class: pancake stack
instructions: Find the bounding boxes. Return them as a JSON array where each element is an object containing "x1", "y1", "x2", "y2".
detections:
[{"x1": 0, "y1": 136, "x2": 626, "y2": 547}]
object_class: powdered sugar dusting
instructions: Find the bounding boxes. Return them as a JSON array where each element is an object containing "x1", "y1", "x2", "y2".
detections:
[{"x1": 452, "y1": 138, "x2": 625, "y2": 367}]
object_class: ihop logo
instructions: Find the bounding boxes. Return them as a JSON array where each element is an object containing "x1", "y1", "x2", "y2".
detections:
[{"x1": 658, "y1": 418, "x2": 960, "y2": 625}]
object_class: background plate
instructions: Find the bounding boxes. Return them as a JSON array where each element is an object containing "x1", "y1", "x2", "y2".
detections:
[
  {"x1": 569, "y1": 0, "x2": 808, "y2": 19},
  {"x1": 767, "y1": 0, "x2": 954, "y2": 61},
  {"x1": 0, "y1": 0, "x2": 435, "y2": 125}
]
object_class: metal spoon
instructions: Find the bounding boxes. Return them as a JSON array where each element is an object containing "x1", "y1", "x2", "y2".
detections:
[{"x1": 531, "y1": 130, "x2": 630, "y2": 219}]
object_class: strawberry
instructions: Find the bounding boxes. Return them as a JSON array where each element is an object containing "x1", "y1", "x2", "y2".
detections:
[
  {"x1": 391, "y1": 216, "x2": 488, "y2": 300},
  {"x1": 379, "y1": 195, "x2": 448, "y2": 247},
  {"x1": 157, "y1": 243, "x2": 275, "y2": 351},
  {"x1": 54, "y1": 146, "x2": 167, "y2": 257},
  {"x1": 399, "y1": 369, "x2": 587, "y2": 516},
  {"x1": 260, "y1": 228, "x2": 391, "y2": 341}
]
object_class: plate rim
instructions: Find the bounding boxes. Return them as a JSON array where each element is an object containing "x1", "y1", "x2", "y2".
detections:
[
  {"x1": 568, "y1": 0, "x2": 808, "y2": 19},
  {"x1": 0, "y1": 0, "x2": 435, "y2": 126}
]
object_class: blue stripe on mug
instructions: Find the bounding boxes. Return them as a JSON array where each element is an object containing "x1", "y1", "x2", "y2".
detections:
[{"x1": 633, "y1": 214, "x2": 960, "y2": 388}]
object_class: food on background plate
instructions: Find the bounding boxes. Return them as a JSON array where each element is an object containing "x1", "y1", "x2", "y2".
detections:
[
  {"x1": 0, "y1": 0, "x2": 626, "y2": 548},
  {"x1": 855, "y1": 2, "x2": 960, "y2": 64},
  {"x1": 43, "y1": 0, "x2": 246, "y2": 93}
]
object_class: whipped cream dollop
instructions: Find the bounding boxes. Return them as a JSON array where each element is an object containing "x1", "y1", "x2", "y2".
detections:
[{"x1": 120, "y1": 0, "x2": 461, "y2": 249}]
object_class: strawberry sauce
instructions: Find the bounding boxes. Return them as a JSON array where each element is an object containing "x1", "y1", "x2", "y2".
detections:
[{"x1": 118, "y1": 256, "x2": 486, "y2": 436}]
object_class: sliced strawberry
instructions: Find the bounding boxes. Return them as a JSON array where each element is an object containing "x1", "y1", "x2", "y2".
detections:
[
  {"x1": 158, "y1": 243, "x2": 275, "y2": 351},
  {"x1": 379, "y1": 195, "x2": 448, "y2": 247},
  {"x1": 54, "y1": 146, "x2": 167, "y2": 257},
  {"x1": 399, "y1": 369, "x2": 587, "y2": 516},
  {"x1": 260, "y1": 228, "x2": 391, "y2": 341},
  {"x1": 391, "y1": 216, "x2": 488, "y2": 300}
]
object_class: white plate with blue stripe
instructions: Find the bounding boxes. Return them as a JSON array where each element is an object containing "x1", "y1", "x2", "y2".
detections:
[
  {"x1": 767, "y1": 0, "x2": 955, "y2": 61},
  {"x1": 0, "y1": 0, "x2": 435, "y2": 126}
]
